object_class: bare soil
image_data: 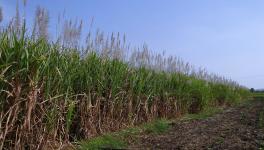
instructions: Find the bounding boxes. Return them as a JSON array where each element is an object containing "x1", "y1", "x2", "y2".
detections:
[{"x1": 129, "y1": 100, "x2": 264, "y2": 150}]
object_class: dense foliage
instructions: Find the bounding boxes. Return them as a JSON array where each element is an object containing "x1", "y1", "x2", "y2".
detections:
[{"x1": 0, "y1": 25, "x2": 250, "y2": 149}]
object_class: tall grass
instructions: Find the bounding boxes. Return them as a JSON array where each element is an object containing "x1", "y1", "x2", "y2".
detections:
[{"x1": 0, "y1": 22, "x2": 250, "y2": 150}]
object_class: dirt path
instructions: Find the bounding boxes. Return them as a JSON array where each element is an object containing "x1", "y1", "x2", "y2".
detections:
[{"x1": 129, "y1": 100, "x2": 264, "y2": 149}]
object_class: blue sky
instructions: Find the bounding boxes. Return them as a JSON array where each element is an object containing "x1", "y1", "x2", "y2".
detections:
[{"x1": 1, "y1": 0, "x2": 264, "y2": 89}]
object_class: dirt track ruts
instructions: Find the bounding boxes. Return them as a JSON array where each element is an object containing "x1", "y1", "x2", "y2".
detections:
[{"x1": 129, "y1": 100, "x2": 264, "y2": 150}]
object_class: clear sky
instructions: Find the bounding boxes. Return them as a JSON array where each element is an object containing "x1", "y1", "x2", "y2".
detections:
[{"x1": 1, "y1": 0, "x2": 264, "y2": 89}]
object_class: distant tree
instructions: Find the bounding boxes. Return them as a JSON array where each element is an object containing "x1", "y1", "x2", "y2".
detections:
[
  {"x1": 250, "y1": 88, "x2": 255, "y2": 93},
  {"x1": 255, "y1": 89, "x2": 264, "y2": 93}
]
